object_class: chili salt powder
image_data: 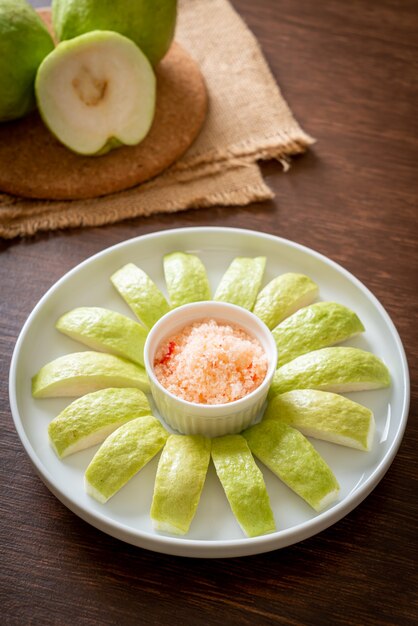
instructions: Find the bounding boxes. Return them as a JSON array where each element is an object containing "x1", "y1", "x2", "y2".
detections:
[{"x1": 153, "y1": 318, "x2": 268, "y2": 404}]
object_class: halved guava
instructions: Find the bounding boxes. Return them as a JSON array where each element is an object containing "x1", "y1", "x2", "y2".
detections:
[{"x1": 35, "y1": 30, "x2": 156, "y2": 155}]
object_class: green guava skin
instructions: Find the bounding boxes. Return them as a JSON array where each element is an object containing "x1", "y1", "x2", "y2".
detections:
[
  {"x1": 163, "y1": 252, "x2": 211, "y2": 308},
  {"x1": 111, "y1": 263, "x2": 170, "y2": 329},
  {"x1": 52, "y1": 0, "x2": 177, "y2": 66},
  {"x1": 0, "y1": 0, "x2": 54, "y2": 121},
  {"x1": 214, "y1": 257, "x2": 266, "y2": 311}
]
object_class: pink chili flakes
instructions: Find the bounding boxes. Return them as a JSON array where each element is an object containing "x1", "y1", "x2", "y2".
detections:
[{"x1": 153, "y1": 318, "x2": 268, "y2": 404}]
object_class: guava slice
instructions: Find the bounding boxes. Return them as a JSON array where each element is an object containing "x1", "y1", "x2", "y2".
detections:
[
  {"x1": 32, "y1": 351, "x2": 149, "y2": 398},
  {"x1": 272, "y1": 302, "x2": 365, "y2": 366},
  {"x1": 85, "y1": 415, "x2": 168, "y2": 503},
  {"x1": 264, "y1": 390, "x2": 375, "y2": 451},
  {"x1": 48, "y1": 387, "x2": 151, "y2": 458},
  {"x1": 269, "y1": 347, "x2": 390, "y2": 398},
  {"x1": 163, "y1": 252, "x2": 211, "y2": 308},
  {"x1": 111, "y1": 263, "x2": 170, "y2": 330},
  {"x1": 150, "y1": 435, "x2": 211, "y2": 535},
  {"x1": 214, "y1": 257, "x2": 266, "y2": 310},
  {"x1": 243, "y1": 420, "x2": 340, "y2": 511},
  {"x1": 52, "y1": 0, "x2": 177, "y2": 66},
  {"x1": 0, "y1": 0, "x2": 54, "y2": 121},
  {"x1": 56, "y1": 306, "x2": 147, "y2": 366},
  {"x1": 253, "y1": 273, "x2": 319, "y2": 329},
  {"x1": 35, "y1": 30, "x2": 156, "y2": 155},
  {"x1": 211, "y1": 435, "x2": 276, "y2": 537}
]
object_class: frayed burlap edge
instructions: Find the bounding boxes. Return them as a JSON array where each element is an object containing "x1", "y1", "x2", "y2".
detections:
[{"x1": 0, "y1": 164, "x2": 274, "y2": 239}]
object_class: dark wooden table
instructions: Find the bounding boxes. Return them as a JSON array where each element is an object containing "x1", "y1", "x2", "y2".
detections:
[{"x1": 1, "y1": 1, "x2": 417, "y2": 624}]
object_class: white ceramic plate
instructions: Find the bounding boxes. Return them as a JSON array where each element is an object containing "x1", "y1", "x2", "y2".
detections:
[{"x1": 9, "y1": 228, "x2": 410, "y2": 558}]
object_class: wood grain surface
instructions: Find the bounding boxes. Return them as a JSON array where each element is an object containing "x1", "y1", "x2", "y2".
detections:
[{"x1": 1, "y1": 1, "x2": 417, "y2": 625}]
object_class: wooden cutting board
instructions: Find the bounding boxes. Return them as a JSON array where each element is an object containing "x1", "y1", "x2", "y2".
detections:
[{"x1": 0, "y1": 9, "x2": 207, "y2": 201}]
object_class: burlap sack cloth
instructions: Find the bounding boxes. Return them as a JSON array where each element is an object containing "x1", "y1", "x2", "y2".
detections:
[{"x1": 0, "y1": 0, "x2": 314, "y2": 239}]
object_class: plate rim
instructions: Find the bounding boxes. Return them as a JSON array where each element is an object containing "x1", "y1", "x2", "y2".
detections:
[{"x1": 9, "y1": 226, "x2": 410, "y2": 558}]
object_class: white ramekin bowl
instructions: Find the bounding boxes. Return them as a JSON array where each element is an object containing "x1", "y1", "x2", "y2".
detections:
[{"x1": 144, "y1": 301, "x2": 277, "y2": 437}]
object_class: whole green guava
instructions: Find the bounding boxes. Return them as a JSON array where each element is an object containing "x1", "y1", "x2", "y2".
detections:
[
  {"x1": 52, "y1": 0, "x2": 177, "y2": 66},
  {"x1": 0, "y1": 0, "x2": 54, "y2": 121}
]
